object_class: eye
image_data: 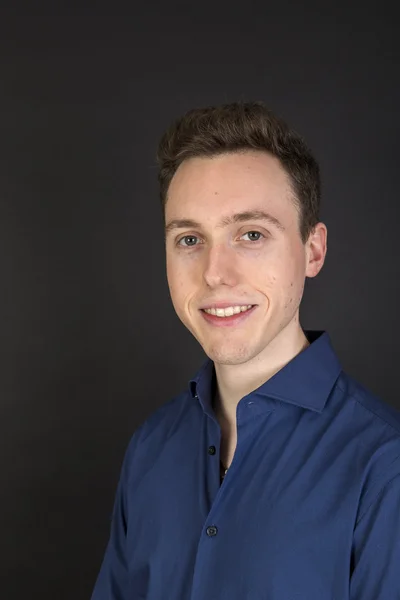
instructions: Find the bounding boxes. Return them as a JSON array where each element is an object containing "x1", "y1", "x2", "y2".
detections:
[
  {"x1": 177, "y1": 235, "x2": 199, "y2": 247},
  {"x1": 241, "y1": 231, "x2": 264, "y2": 242}
]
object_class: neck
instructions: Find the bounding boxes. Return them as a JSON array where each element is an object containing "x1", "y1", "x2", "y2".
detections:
[{"x1": 213, "y1": 322, "x2": 310, "y2": 425}]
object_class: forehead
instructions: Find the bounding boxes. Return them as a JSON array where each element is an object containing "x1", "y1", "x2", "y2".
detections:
[{"x1": 166, "y1": 151, "x2": 297, "y2": 223}]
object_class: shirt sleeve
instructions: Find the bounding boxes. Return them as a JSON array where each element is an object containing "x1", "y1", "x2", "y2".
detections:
[
  {"x1": 90, "y1": 431, "x2": 141, "y2": 600},
  {"x1": 350, "y1": 474, "x2": 400, "y2": 599}
]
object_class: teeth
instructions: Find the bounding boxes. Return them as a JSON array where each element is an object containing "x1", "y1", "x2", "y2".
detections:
[{"x1": 204, "y1": 305, "x2": 253, "y2": 317}]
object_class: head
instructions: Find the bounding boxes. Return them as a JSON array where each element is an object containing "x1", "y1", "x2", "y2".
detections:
[{"x1": 157, "y1": 101, "x2": 327, "y2": 366}]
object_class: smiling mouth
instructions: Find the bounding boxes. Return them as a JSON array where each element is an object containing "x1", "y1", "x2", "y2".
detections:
[
  {"x1": 200, "y1": 304, "x2": 257, "y2": 326},
  {"x1": 202, "y1": 304, "x2": 254, "y2": 317}
]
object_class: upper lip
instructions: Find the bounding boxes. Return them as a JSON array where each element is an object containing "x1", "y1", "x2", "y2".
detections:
[{"x1": 200, "y1": 302, "x2": 256, "y2": 310}]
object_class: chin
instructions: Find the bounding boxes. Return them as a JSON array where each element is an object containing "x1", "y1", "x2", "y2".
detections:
[{"x1": 203, "y1": 343, "x2": 257, "y2": 366}]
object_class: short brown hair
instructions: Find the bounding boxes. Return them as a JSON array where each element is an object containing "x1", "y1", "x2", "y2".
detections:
[{"x1": 156, "y1": 101, "x2": 320, "y2": 244}]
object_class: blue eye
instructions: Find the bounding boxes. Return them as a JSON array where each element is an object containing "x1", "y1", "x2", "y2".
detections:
[
  {"x1": 242, "y1": 231, "x2": 264, "y2": 242},
  {"x1": 178, "y1": 235, "x2": 198, "y2": 247}
]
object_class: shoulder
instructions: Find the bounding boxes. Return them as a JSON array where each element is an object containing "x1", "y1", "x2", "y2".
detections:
[
  {"x1": 122, "y1": 390, "x2": 198, "y2": 465},
  {"x1": 336, "y1": 370, "x2": 400, "y2": 436},
  {"x1": 139, "y1": 392, "x2": 197, "y2": 441},
  {"x1": 335, "y1": 371, "x2": 400, "y2": 517}
]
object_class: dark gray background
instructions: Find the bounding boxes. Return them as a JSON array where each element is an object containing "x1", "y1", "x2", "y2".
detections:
[{"x1": 0, "y1": 3, "x2": 399, "y2": 598}]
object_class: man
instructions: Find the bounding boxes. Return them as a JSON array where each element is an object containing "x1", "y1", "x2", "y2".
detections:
[{"x1": 91, "y1": 102, "x2": 400, "y2": 599}]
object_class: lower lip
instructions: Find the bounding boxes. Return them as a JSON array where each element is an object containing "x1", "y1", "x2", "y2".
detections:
[{"x1": 200, "y1": 306, "x2": 257, "y2": 327}]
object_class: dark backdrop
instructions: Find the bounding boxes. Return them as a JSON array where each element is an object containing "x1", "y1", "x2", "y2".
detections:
[{"x1": 1, "y1": 3, "x2": 399, "y2": 599}]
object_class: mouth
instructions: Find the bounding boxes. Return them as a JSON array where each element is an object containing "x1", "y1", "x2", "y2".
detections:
[{"x1": 200, "y1": 304, "x2": 257, "y2": 327}]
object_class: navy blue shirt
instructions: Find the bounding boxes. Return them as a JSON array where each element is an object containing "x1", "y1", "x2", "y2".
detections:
[{"x1": 91, "y1": 330, "x2": 400, "y2": 599}]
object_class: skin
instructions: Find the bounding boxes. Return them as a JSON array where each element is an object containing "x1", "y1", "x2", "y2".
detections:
[{"x1": 164, "y1": 150, "x2": 327, "y2": 455}]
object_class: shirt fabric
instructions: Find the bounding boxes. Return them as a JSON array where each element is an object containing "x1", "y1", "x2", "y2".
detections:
[{"x1": 91, "y1": 330, "x2": 400, "y2": 600}]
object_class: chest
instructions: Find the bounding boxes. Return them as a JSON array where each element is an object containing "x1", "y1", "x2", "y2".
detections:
[{"x1": 125, "y1": 409, "x2": 359, "y2": 598}]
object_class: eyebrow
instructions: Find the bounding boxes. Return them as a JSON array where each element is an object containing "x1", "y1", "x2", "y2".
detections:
[{"x1": 165, "y1": 210, "x2": 285, "y2": 236}]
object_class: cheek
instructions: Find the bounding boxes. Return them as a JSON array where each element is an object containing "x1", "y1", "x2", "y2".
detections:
[
  {"x1": 166, "y1": 252, "x2": 183, "y2": 285},
  {"x1": 166, "y1": 260, "x2": 182, "y2": 303},
  {"x1": 166, "y1": 260, "x2": 194, "y2": 313},
  {"x1": 283, "y1": 268, "x2": 306, "y2": 310},
  {"x1": 258, "y1": 253, "x2": 304, "y2": 307},
  {"x1": 167, "y1": 272, "x2": 185, "y2": 305},
  {"x1": 167, "y1": 250, "x2": 201, "y2": 284}
]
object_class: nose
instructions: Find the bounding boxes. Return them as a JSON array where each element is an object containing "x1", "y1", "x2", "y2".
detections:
[{"x1": 202, "y1": 243, "x2": 239, "y2": 288}]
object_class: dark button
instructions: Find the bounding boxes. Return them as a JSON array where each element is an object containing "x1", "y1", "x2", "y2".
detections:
[
  {"x1": 208, "y1": 445, "x2": 216, "y2": 455},
  {"x1": 206, "y1": 525, "x2": 218, "y2": 537}
]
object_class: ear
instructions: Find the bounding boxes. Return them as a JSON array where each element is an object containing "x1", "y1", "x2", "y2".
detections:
[{"x1": 305, "y1": 222, "x2": 328, "y2": 278}]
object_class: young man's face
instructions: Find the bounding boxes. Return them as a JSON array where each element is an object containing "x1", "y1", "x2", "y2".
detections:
[{"x1": 165, "y1": 150, "x2": 326, "y2": 366}]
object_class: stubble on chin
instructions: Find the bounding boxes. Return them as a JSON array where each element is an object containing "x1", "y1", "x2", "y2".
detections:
[{"x1": 203, "y1": 340, "x2": 256, "y2": 366}]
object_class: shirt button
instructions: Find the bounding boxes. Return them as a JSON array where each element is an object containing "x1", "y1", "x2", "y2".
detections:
[
  {"x1": 206, "y1": 525, "x2": 218, "y2": 537},
  {"x1": 208, "y1": 445, "x2": 216, "y2": 455}
]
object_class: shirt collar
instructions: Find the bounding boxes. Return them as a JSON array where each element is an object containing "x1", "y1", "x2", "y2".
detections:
[{"x1": 189, "y1": 330, "x2": 342, "y2": 415}]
